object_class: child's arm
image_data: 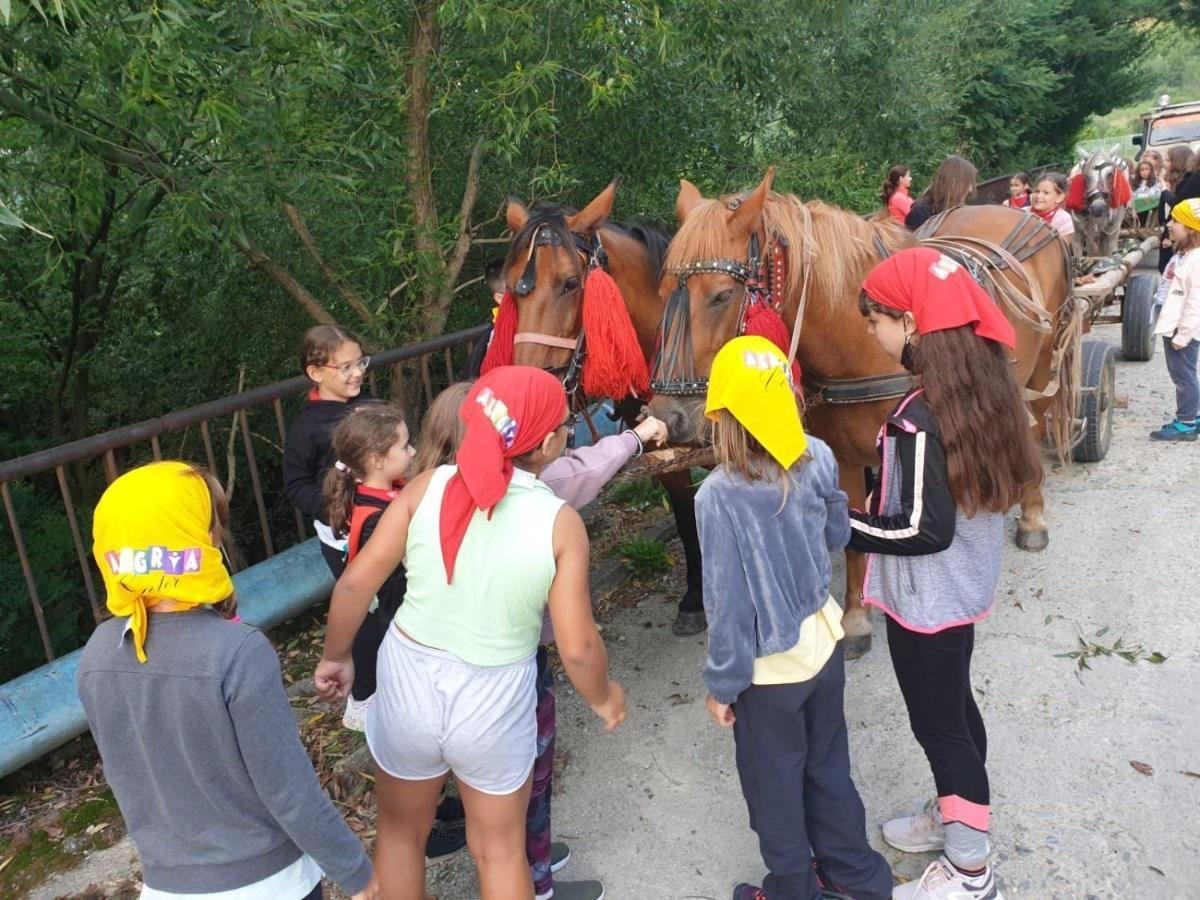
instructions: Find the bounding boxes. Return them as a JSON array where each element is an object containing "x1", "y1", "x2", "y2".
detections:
[
  {"x1": 282, "y1": 428, "x2": 326, "y2": 523},
  {"x1": 697, "y1": 490, "x2": 756, "y2": 705},
  {"x1": 315, "y1": 470, "x2": 433, "y2": 700},
  {"x1": 540, "y1": 432, "x2": 642, "y2": 509},
  {"x1": 847, "y1": 428, "x2": 956, "y2": 556},
  {"x1": 226, "y1": 631, "x2": 375, "y2": 897},
  {"x1": 813, "y1": 444, "x2": 851, "y2": 550},
  {"x1": 546, "y1": 505, "x2": 626, "y2": 730},
  {"x1": 1169, "y1": 262, "x2": 1200, "y2": 347}
]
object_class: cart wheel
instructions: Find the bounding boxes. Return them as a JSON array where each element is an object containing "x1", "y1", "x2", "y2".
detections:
[
  {"x1": 1072, "y1": 340, "x2": 1116, "y2": 463},
  {"x1": 1121, "y1": 272, "x2": 1159, "y2": 361}
]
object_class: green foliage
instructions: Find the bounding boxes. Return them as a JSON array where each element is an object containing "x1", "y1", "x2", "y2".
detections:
[
  {"x1": 616, "y1": 536, "x2": 672, "y2": 578},
  {"x1": 609, "y1": 477, "x2": 668, "y2": 510}
]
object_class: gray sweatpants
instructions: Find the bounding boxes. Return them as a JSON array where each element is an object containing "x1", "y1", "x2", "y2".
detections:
[{"x1": 1164, "y1": 336, "x2": 1200, "y2": 422}]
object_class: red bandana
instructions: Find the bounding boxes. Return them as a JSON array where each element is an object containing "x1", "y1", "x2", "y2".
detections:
[
  {"x1": 862, "y1": 247, "x2": 1016, "y2": 350},
  {"x1": 439, "y1": 367, "x2": 566, "y2": 582}
]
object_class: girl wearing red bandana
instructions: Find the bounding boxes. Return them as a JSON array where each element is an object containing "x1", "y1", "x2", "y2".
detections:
[
  {"x1": 315, "y1": 366, "x2": 625, "y2": 900},
  {"x1": 1029, "y1": 173, "x2": 1074, "y2": 238},
  {"x1": 848, "y1": 248, "x2": 1042, "y2": 900}
]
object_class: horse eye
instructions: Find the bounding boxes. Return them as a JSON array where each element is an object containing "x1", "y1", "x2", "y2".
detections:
[
  {"x1": 710, "y1": 289, "x2": 734, "y2": 308},
  {"x1": 561, "y1": 276, "x2": 580, "y2": 295}
]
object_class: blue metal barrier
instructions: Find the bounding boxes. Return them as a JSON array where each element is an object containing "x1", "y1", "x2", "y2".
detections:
[{"x1": 0, "y1": 538, "x2": 334, "y2": 779}]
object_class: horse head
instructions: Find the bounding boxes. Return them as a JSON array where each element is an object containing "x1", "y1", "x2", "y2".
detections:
[
  {"x1": 649, "y1": 168, "x2": 776, "y2": 443},
  {"x1": 1074, "y1": 145, "x2": 1130, "y2": 220},
  {"x1": 490, "y1": 182, "x2": 660, "y2": 408}
]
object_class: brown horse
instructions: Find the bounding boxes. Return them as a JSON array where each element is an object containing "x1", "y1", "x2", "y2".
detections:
[
  {"x1": 649, "y1": 169, "x2": 1079, "y2": 655},
  {"x1": 499, "y1": 184, "x2": 708, "y2": 633}
]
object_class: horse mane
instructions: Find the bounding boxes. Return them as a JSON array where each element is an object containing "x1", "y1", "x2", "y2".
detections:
[
  {"x1": 664, "y1": 190, "x2": 912, "y2": 308},
  {"x1": 505, "y1": 203, "x2": 672, "y2": 279}
]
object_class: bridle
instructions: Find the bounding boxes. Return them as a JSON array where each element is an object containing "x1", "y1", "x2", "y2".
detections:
[{"x1": 651, "y1": 212, "x2": 788, "y2": 396}]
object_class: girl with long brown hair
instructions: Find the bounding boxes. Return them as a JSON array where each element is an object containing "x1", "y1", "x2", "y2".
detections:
[
  {"x1": 850, "y1": 247, "x2": 1039, "y2": 900},
  {"x1": 905, "y1": 155, "x2": 977, "y2": 230},
  {"x1": 883, "y1": 164, "x2": 914, "y2": 224}
]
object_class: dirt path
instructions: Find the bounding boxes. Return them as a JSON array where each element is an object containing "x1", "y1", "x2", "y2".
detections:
[{"x1": 26, "y1": 319, "x2": 1200, "y2": 900}]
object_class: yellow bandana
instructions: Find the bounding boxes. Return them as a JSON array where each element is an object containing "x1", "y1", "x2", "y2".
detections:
[
  {"x1": 705, "y1": 336, "x2": 808, "y2": 469},
  {"x1": 92, "y1": 461, "x2": 234, "y2": 663},
  {"x1": 1172, "y1": 197, "x2": 1200, "y2": 233}
]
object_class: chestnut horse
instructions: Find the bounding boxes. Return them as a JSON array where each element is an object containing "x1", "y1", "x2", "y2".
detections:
[
  {"x1": 498, "y1": 184, "x2": 707, "y2": 634},
  {"x1": 649, "y1": 169, "x2": 1080, "y2": 655}
]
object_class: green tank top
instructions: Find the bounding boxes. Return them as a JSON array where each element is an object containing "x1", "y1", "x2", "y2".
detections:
[{"x1": 394, "y1": 465, "x2": 565, "y2": 666}]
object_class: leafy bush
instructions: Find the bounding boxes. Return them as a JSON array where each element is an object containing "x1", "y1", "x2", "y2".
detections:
[
  {"x1": 617, "y1": 537, "x2": 673, "y2": 578},
  {"x1": 609, "y1": 478, "x2": 668, "y2": 510}
]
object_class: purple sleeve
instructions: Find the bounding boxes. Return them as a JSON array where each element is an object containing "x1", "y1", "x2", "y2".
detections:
[{"x1": 539, "y1": 432, "x2": 641, "y2": 510}]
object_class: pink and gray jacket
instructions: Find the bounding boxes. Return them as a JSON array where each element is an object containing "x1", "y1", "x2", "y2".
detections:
[{"x1": 848, "y1": 390, "x2": 1002, "y2": 633}]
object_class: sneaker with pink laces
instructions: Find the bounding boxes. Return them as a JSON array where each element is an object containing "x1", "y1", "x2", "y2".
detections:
[
  {"x1": 892, "y1": 856, "x2": 1003, "y2": 900},
  {"x1": 883, "y1": 798, "x2": 945, "y2": 853}
]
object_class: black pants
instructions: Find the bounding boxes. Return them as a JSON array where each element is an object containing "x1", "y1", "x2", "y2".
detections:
[
  {"x1": 733, "y1": 646, "x2": 892, "y2": 900},
  {"x1": 300, "y1": 882, "x2": 323, "y2": 900},
  {"x1": 886, "y1": 616, "x2": 989, "y2": 810},
  {"x1": 319, "y1": 540, "x2": 384, "y2": 702}
]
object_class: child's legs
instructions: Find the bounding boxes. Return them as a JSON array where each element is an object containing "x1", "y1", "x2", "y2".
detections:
[
  {"x1": 374, "y1": 768, "x2": 447, "y2": 899},
  {"x1": 1164, "y1": 338, "x2": 1200, "y2": 421},
  {"x1": 962, "y1": 625, "x2": 987, "y2": 762},
  {"x1": 350, "y1": 609, "x2": 386, "y2": 701},
  {"x1": 525, "y1": 646, "x2": 556, "y2": 896},
  {"x1": 801, "y1": 646, "x2": 893, "y2": 900},
  {"x1": 886, "y1": 617, "x2": 990, "y2": 869},
  {"x1": 460, "y1": 775, "x2": 535, "y2": 900},
  {"x1": 733, "y1": 680, "x2": 819, "y2": 900}
]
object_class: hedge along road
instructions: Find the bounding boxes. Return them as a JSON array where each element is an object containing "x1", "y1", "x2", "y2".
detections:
[{"x1": 27, "y1": 318, "x2": 1200, "y2": 899}]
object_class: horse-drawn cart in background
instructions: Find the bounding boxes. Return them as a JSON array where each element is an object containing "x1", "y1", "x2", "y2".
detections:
[{"x1": 1068, "y1": 235, "x2": 1160, "y2": 462}]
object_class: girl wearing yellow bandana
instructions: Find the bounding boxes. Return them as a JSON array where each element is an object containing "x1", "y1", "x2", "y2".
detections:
[
  {"x1": 696, "y1": 336, "x2": 891, "y2": 900},
  {"x1": 78, "y1": 461, "x2": 378, "y2": 900}
]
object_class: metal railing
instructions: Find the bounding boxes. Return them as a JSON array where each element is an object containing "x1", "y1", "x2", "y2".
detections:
[{"x1": 0, "y1": 323, "x2": 490, "y2": 670}]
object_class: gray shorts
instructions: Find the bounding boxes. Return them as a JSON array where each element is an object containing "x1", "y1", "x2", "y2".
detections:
[{"x1": 366, "y1": 628, "x2": 537, "y2": 796}]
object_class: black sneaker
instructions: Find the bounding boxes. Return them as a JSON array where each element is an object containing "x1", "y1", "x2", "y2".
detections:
[
  {"x1": 1150, "y1": 419, "x2": 1199, "y2": 441},
  {"x1": 425, "y1": 821, "x2": 467, "y2": 863},
  {"x1": 435, "y1": 794, "x2": 465, "y2": 826},
  {"x1": 550, "y1": 840, "x2": 571, "y2": 873}
]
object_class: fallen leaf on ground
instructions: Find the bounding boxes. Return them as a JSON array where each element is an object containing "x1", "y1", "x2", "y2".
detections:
[
  {"x1": 1130, "y1": 760, "x2": 1154, "y2": 776},
  {"x1": 1179, "y1": 771, "x2": 1200, "y2": 780}
]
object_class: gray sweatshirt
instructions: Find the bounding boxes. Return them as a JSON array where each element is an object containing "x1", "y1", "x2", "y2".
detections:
[
  {"x1": 696, "y1": 437, "x2": 850, "y2": 704},
  {"x1": 77, "y1": 611, "x2": 372, "y2": 895}
]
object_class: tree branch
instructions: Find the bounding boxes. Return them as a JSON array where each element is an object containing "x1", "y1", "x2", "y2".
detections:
[
  {"x1": 230, "y1": 232, "x2": 339, "y2": 326},
  {"x1": 283, "y1": 202, "x2": 379, "y2": 328}
]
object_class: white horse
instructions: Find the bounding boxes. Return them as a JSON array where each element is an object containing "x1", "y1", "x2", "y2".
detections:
[{"x1": 1068, "y1": 145, "x2": 1132, "y2": 257}]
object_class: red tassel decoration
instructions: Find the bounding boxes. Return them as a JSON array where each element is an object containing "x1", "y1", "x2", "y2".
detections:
[
  {"x1": 580, "y1": 267, "x2": 650, "y2": 399},
  {"x1": 1111, "y1": 168, "x2": 1132, "y2": 208},
  {"x1": 742, "y1": 303, "x2": 802, "y2": 389},
  {"x1": 1064, "y1": 173, "x2": 1087, "y2": 212},
  {"x1": 480, "y1": 291, "x2": 518, "y2": 373}
]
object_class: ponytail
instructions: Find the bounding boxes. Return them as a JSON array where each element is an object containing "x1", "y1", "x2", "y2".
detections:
[
  {"x1": 882, "y1": 164, "x2": 910, "y2": 206},
  {"x1": 323, "y1": 401, "x2": 409, "y2": 536}
]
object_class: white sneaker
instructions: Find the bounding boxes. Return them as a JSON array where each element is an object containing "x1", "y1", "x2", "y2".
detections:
[
  {"x1": 892, "y1": 857, "x2": 1003, "y2": 900},
  {"x1": 342, "y1": 695, "x2": 372, "y2": 732},
  {"x1": 883, "y1": 798, "x2": 945, "y2": 853}
]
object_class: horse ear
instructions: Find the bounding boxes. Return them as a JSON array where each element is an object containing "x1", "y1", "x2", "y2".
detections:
[
  {"x1": 1076, "y1": 146, "x2": 1089, "y2": 163},
  {"x1": 506, "y1": 198, "x2": 530, "y2": 233},
  {"x1": 726, "y1": 166, "x2": 775, "y2": 238},
  {"x1": 1109, "y1": 144, "x2": 1122, "y2": 159},
  {"x1": 676, "y1": 179, "x2": 705, "y2": 223},
  {"x1": 566, "y1": 179, "x2": 618, "y2": 235}
]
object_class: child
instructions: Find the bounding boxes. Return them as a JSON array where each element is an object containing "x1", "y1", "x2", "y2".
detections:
[
  {"x1": 905, "y1": 155, "x2": 977, "y2": 231},
  {"x1": 850, "y1": 248, "x2": 1043, "y2": 900},
  {"x1": 1131, "y1": 159, "x2": 1161, "y2": 226},
  {"x1": 283, "y1": 324, "x2": 370, "y2": 577},
  {"x1": 1029, "y1": 173, "x2": 1074, "y2": 238},
  {"x1": 1151, "y1": 198, "x2": 1200, "y2": 441},
  {"x1": 324, "y1": 402, "x2": 470, "y2": 860},
  {"x1": 1001, "y1": 172, "x2": 1031, "y2": 210},
  {"x1": 77, "y1": 461, "x2": 378, "y2": 900},
  {"x1": 696, "y1": 336, "x2": 892, "y2": 900},
  {"x1": 315, "y1": 367, "x2": 627, "y2": 900},
  {"x1": 412, "y1": 379, "x2": 667, "y2": 900},
  {"x1": 883, "y1": 165, "x2": 914, "y2": 224}
]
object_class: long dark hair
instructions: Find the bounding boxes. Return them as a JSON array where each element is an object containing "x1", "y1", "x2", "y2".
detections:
[
  {"x1": 881, "y1": 164, "x2": 910, "y2": 205},
  {"x1": 924, "y1": 155, "x2": 977, "y2": 213},
  {"x1": 859, "y1": 298, "x2": 1042, "y2": 515},
  {"x1": 323, "y1": 402, "x2": 408, "y2": 535}
]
